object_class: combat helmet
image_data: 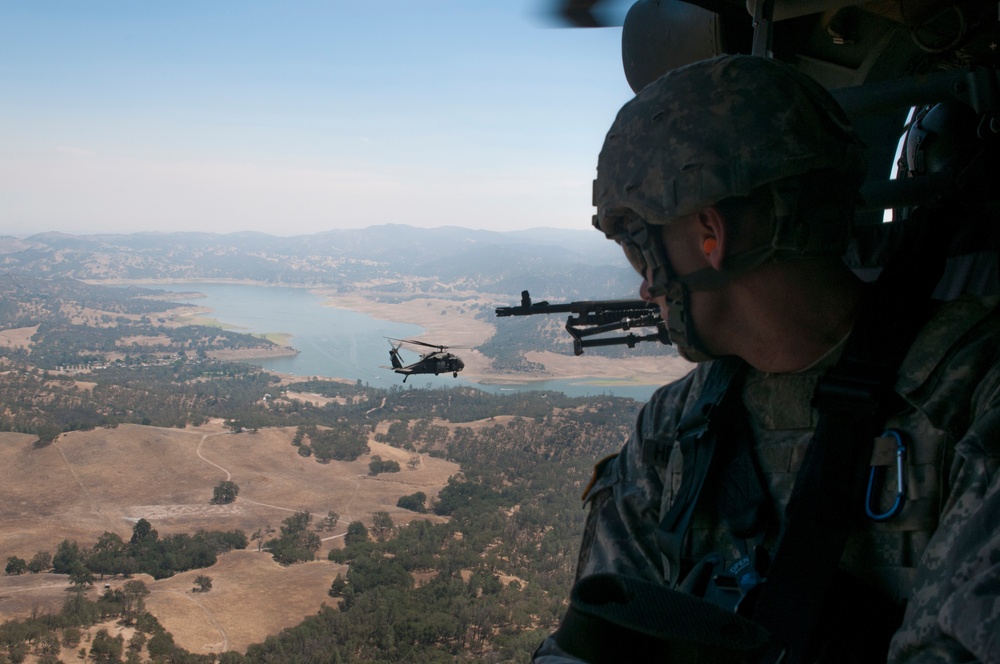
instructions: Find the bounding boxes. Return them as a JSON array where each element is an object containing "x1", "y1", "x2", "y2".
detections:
[{"x1": 593, "y1": 54, "x2": 867, "y2": 361}]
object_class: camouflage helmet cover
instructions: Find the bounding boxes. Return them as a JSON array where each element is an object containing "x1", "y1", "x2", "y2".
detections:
[{"x1": 594, "y1": 55, "x2": 866, "y2": 236}]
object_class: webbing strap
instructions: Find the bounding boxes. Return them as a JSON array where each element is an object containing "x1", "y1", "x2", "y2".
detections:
[
  {"x1": 655, "y1": 356, "x2": 747, "y2": 585},
  {"x1": 751, "y1": 207, "x2": 953, "y2": 663}
]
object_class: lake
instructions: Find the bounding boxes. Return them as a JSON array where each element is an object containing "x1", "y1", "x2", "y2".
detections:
[{"x1": 163, "y1": 282, "x2": 659, "y2": 401}]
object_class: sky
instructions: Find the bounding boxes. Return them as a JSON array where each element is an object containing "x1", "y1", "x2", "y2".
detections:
[{"x1": 0, "y1": 1, "x2": 637, "y2": 238}]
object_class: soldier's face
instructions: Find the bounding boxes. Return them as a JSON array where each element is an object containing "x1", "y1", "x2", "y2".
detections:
[
  {"x1": 634, "y1": 219, "x2": 722, "y2": 353},
  {"x1": 638, "y1": 274, "x2": 668, "y2": 318}
]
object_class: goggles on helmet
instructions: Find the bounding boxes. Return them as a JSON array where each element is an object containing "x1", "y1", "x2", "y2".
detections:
[
  {"x1": 594, "y1": 209, "x2": 679, "y2": 288},
  {"x1": 619, "y1": 237, "x2": 648, "y2": 277},
  {"x1": 609, "y1": 212, "x2": 716, "y2": 363}
]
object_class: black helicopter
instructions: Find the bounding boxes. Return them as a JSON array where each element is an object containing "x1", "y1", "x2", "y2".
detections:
[{"x1": 386, "y1": 338, "x2": 465, "y2": 382}]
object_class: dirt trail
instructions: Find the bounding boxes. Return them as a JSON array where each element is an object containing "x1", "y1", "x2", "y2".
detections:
[{"x1": 195, "y1": 432, "x2": 233, "y2": 480}]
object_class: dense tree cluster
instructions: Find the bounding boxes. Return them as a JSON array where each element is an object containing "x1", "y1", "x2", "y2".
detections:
[
  {"x1": 32, "y1": 519, "x2": 249, "y2": 582},
  {"x1": 0, "y1": 361, "x2": 281, "y2": 442},
  {"x1": 304, "y1": 425, "x2": 369, "y2": 462},
  {"x1": 0, "y1": 586, "x2": 203, "y2": 664},
  {"x1": 0, "y1": 275, "x2": 286, "y2": 370},
  {"x1": 0, "y1": 274, "x2": 172, "y2": 328}
]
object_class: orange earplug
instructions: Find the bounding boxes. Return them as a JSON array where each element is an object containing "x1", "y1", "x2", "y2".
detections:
[{"x1": 703, "y1": 237, "x2": 718, "y2": 255}]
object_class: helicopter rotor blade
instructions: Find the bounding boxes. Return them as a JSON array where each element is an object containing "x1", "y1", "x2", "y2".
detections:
[
  {"x1": 393, "y1": 338, "x2": 450, "y2": 351},
  {"x1": 547, "y1": 0, "x2": 627, "y2": 28}
]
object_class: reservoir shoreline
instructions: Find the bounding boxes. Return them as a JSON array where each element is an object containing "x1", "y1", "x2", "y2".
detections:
[{"x1": 105, "y1": 279, "x2": 693, "y2": 399}]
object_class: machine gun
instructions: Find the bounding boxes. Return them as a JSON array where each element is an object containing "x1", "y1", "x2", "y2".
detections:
[{"x1": 495, "y1": 290, "x2": 669, "y2": 356}]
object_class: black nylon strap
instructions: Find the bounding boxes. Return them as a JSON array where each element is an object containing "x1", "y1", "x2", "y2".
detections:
[
  {"x1": 655, "y1": 356, "x2": 747, "y2": 585},
  {"x1": 716, "y1": 429, "x2": 774, "y2": 541},
  {"x1": 751, "y1": 208, "x2": 953, "y2": 663}
]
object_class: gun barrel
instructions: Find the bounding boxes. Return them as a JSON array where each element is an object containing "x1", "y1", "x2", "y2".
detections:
[
  {"x1": 495, "y1": 290, "x2": 670, "y2": 354},
  {"x1": 495, "y1": 299, "x2": 656, "y2": 317}
]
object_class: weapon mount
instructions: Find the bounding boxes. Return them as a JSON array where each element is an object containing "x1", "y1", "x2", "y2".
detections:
[{"x1": 495, "y1": 290, "x2": 670, "y2": 356}]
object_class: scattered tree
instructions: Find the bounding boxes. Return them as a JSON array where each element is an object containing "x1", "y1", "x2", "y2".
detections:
[
  {"x1": 146, "y1": 631, "x2": 175, "y2": 659},
  {"x1": 121, "y1": 580, "x2": 149, "y2": 624},
  {"x1": 371, "y1": 512, "x2": 395, "y2": 541},
  {"x1": 5, "y1": 556, "x2": 27, "y2": 575},
  {"x1": 316, "y1": 511, "x2": 340, "y2": 532},
  {"x1": 88, "y1": 533, "x2": 129, "y2": 578},
  {"x1": 211, "y1": 480, "x2": 239, "y2": 504},
  {"x1": 343, "y1": 521, "x2": 369, "y2": 547},
  {"x1": 396, "y1": 491, "x2": 427, "y2": 513},
  {"x1": 251, "y1": 524, "x2": 276, "y2": 552},
  {"x1": 127, "y1": 632, "x2": 146, "y2": 654},
  {"x1": 368, "y1": 455, "x2": 401, "y2": 476},
  {"x1": 129, "y1": 519, "x2": 158, "y2": 546},
  {"x1": 193, "y1": 575, "x2": 213, "y2": 593},
  {"x1": 52, "y1": 539, "x2": 83, "y2": 574},
  {"x1": 328, "y1": 573, "x2": 347, "y2": 597},
  {"x1": 68, "y1": 561, "x2": 95, "y2": 590},
  {"x1": 63, "y1": 627, "x2": 82, "y2": 649},
  {"x1": 266, "y1": 511, "x2": 321, "y2": 565},
  {"x1": 27, "y1": 551, "x2": 52, "y2": 574},
  {"x1": 89, "y1": 628, "x2": 124, "y2": 663}
]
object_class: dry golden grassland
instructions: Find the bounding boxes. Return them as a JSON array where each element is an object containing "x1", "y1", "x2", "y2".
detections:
[
  {"x1": 0, "y1": 421, "x2": 459, "y2": 654},
  {"x1": 0, "y1": 326, "x2": 37, "y2": 350}
]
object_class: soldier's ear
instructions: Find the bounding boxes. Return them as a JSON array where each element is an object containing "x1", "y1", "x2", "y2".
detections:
[{"x1": 697, "y1": 207, "x2": 726, "y2": 270}]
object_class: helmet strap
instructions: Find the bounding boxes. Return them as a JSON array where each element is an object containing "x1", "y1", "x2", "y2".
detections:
[
  {"x1": 625, "y1": 218, "x2": 715, "y2": 362},
  {"x1": 678, "y1": 177, "x2": 847, "y2": 293},
  {"x1": 676, "y1": 244, "x2": 776, "y2": 292}
]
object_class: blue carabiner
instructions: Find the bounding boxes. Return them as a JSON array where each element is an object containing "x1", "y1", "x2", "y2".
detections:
[{"x1": 866, "y1": 429, "x2": 907, "y2": 521}]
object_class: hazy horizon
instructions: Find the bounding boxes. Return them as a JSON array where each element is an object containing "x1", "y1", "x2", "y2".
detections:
[
  {"x1": 1, "y1": 1, "x2": 636, "y2": 239},
  {"x1": 1, "y1": 221, "x2": 601, "y2": 241}
]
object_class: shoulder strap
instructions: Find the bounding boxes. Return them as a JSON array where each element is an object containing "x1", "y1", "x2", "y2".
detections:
[
  {"x1": 653, "y1": 356, "x2": 749, "y2": 585},
  {"x1": 751, "y1": 207, "x2": 954, "y2": 663}
]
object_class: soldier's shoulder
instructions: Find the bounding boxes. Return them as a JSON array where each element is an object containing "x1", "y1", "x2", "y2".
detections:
[
  {"x1": 641, "y1": 363, "x2": 710, "y2": 430},
  {"x1": 899, "y1": 296, "x2": 1000, "y2": 393}
]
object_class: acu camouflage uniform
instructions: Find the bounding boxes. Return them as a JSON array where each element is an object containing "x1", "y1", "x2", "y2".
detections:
[
  {"x1": 538, "y1": 55, "x2": 1000, "y2": 663},
  {"x1": 535, "y1": 295, "x2": 1000, "y2": 663}
]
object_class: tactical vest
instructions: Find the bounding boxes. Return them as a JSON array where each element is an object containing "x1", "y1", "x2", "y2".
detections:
[
  {"x1": 554, "y1": 199, "x2": 999, "y2": 663},
  {"x1": 661, "y1": 360, "x2": 947, "y2": 603}
]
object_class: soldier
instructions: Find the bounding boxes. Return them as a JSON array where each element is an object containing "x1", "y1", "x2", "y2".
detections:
[{"x1": 534, "y1": 55, "x2": 1000, "y2": 663}]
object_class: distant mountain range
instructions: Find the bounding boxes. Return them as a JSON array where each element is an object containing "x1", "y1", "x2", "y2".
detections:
[{"x1": 0, "y1": 225, "x2": 637, "y2": 301}]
